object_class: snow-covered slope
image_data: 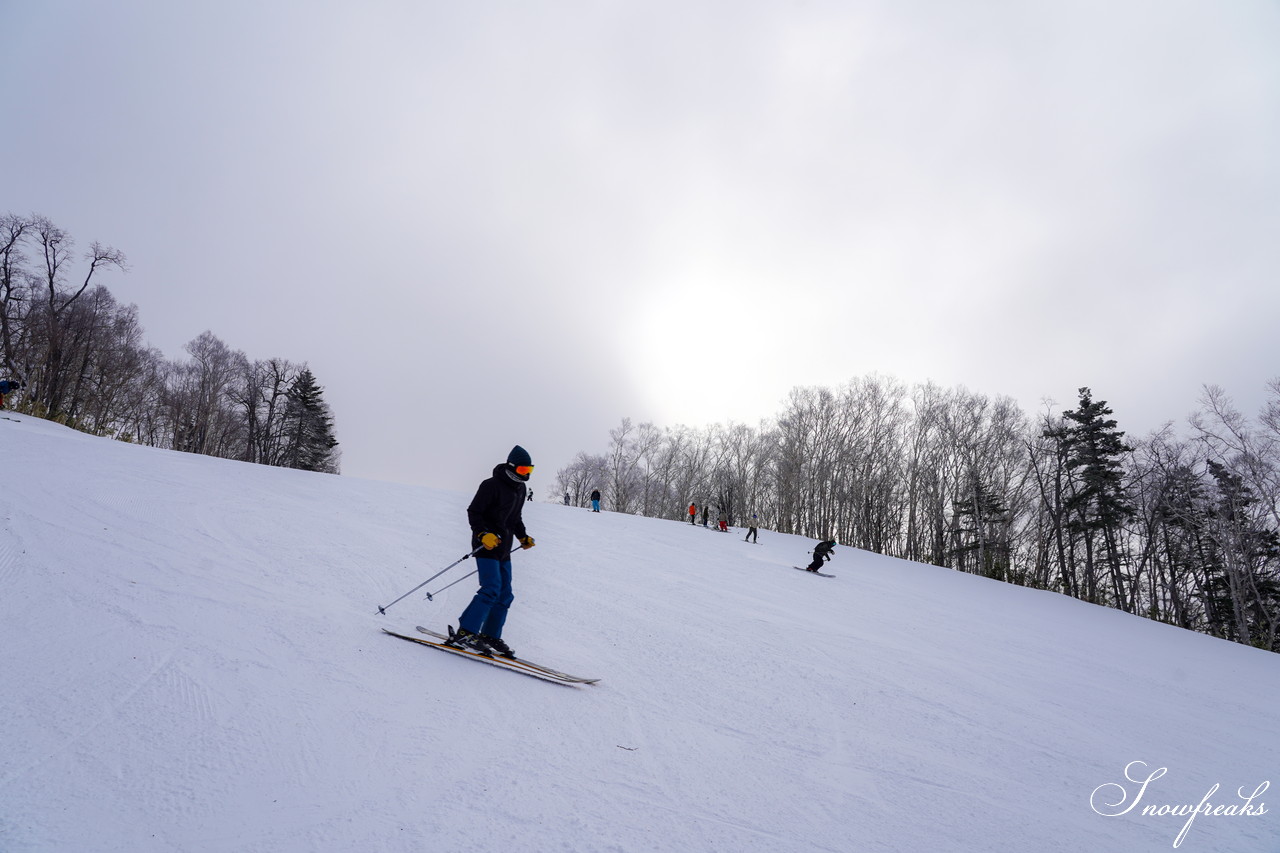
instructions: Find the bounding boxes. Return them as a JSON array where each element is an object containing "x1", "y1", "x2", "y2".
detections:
[{"x1": 2, "y1": 415, "x2": 1276, "y2": 852}]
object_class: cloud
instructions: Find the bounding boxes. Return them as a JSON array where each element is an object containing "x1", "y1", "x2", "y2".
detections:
[{"x1": 5, "y1": 0, "x2": 1279, "y2": 487}]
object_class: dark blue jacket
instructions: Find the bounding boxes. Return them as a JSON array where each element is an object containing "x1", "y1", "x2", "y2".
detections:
[{"x1": 467, "y1": 465, "x2": 529, "y2": 560}]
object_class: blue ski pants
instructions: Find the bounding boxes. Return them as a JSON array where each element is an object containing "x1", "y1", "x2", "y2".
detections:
[{"x1": 458, "y1": 557, "x2": 514, "y2": 638}]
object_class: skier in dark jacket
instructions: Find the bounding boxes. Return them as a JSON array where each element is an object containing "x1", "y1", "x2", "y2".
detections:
[
  {"x1": 590, "y1": 489, "x2": 601, "y2": 512},
  {"x1": 447, "y1": 445, "x2": 536, "y2": 657},
  {"x1": 806, "y1": 540, "x2": 836, "y2": 572},
  {"x1": 0, "y1": 379, "x2": 22, "y2": 410}
]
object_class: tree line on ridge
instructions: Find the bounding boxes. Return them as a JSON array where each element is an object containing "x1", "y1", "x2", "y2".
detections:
[
  {"x1": 557, "y1": 376, "x2": 1280, "y2": 652},
  {"x1": 1, "y1": 213, "x2": 339, "y2": 473}
]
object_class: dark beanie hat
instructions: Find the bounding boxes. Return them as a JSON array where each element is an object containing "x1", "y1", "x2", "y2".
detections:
[{"x1": 508, "y1": 445, "x2": 532, "y2": 467}]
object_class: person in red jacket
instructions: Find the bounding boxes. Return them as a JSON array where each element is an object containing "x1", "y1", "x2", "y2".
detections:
[
  {"x1": 447, "y1": 445, "x2": 536, "y2": 658},
  {"x1": 688, "y1": 502, "x2": 697, "y2": 525}
]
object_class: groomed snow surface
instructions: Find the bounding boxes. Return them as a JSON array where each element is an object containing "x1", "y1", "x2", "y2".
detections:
[{"x1": 2, "y1": 415, "x2": 1276, "y2": 852}]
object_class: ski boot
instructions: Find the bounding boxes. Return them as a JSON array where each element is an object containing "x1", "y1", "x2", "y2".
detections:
[
  {"x1": 482, "y1": 635, "x2": 515, "y2": 659},
  {"x1": 446, "y1": 626, "x2": 493, "y2": 655}
]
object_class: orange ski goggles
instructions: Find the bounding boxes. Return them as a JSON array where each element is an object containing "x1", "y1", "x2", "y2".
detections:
[{"x1": 513, "y1": 464, "x2": 535, "y2": 477}]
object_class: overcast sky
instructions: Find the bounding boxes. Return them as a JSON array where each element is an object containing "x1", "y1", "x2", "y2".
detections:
[{"x1": 6, "y1": 1, "x2": 1279, "y2": 494}]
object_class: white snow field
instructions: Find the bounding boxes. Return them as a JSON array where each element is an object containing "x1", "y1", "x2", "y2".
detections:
[{"x1": 1, "y1": 414, "x2": 1277, "y2": 853}]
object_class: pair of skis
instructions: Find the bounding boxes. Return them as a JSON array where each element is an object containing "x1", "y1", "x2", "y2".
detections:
[{"x1": 382, "y1": 626, "x2": 599, "y2": 686}]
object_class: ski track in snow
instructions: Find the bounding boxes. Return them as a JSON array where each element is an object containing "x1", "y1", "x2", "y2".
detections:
[
  {"x1": 0, "y1": 645, "x2": 175, "y2": 790},
  {"x1": 0, "y1": 528, "x2": 21, "y2": 590}
]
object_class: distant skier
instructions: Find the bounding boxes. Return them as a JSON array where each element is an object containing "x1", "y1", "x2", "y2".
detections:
[
  {"x1": 744, "y1": 514, "x2": 759, "y2": 543},
  {"x1": 701, "y1": 505, "x2": 709, "y2": 528},
  {"x1": 447, "y1": 445, "x2": 536, "y2": 658},
  {"x1": 805, "y1": 539, "x2": 836, "y2": 572},
  {"x1": 0, "y1": 379, "x2": 22, "y2": 410},
  {"x1": 688, "y1": 502, "x2": 697, "y2": 525},
  {"x1": 717, "y1": 508, "x2": 728, "y2": 532},
  {"x1": 590, "y1": 488, "x2": 601, "y2": 513},
  {"x1": 563, "y1": 491, "x2": 570, "y2": 506}
]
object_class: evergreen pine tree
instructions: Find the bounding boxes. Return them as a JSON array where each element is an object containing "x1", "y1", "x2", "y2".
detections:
[
  {"x1": 281, "y1": 368, "x2": 340, "y2": 473},
  {"x1": 1060, "y1": 387, "x2": 1135, "y2": 608},
  {"x1": 950, "y1": 475, "x2": 1013, "y2": 581},
  {"x1": 1151, "y1": 463, "x2": 1212, "y2": 630},
  {"x1": 1204, "y1": 460, "x2": 1280, "y2": 649}
]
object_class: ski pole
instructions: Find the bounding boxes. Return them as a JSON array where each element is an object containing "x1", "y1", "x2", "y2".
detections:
[
  {"x1": 422, "y1": 537, "x2": 527, "y2": 596},
  {"x1": 376, "y1": 547, "x2": 482, "y2": 615},
  {"x1": 424, "y1": 539, "x2": 532, "y2": 600},
  {"x1": 425, "y1": 568, "x2": 479, "y2": 601}
]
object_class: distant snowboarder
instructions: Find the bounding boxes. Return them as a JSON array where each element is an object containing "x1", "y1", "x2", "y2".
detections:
[{"x1": 590, "y1": 489, "x2": 601, "y2": 513}]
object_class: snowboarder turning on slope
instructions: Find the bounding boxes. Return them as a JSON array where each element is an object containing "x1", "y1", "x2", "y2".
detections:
[
  {"x1": 447, "y1": 445, "x2": 536, "y2": 658},
  {"x1": 806, "y1": 539, "x2": 836, "y2": 572}
]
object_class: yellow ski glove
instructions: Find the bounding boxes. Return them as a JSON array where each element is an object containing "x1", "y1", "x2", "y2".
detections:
[
  {"x1": 478, "y1": 532, "x2": 500, "y2": 550},
  {"x1": 519, "y1": 536, "x2": 536, "y2": 550}
]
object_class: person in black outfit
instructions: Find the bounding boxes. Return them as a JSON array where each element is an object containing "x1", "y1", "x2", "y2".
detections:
[
  {"x1": 0, "y1": 379, "x2": 22, "y2": 410},
  {"x1": 447, "y1": 445, "x2": 536, "y2": 657},
  {"x1": 806, "y1": 540, "x2": 836, "y2": 572}
]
